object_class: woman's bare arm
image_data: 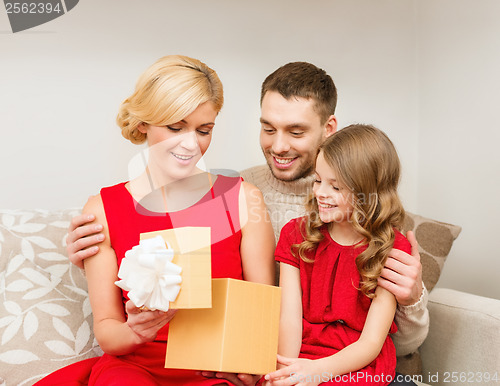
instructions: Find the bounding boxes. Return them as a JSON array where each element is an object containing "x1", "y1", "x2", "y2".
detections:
[{"x1": 82, "y1": 195, "x2": 173, "y2": 355}]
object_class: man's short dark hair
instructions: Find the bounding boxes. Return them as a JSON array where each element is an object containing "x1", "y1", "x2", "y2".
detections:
[{"x1": 260, "y1": 62, "x2": 337, "y2": 124}]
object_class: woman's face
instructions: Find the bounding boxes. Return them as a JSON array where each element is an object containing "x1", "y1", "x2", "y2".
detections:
[{"x1": 139, "y1": 101, "x2": 217, "y2": 182}]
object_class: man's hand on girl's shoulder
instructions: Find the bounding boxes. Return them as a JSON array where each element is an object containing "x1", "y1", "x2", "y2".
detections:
[{"x1": 378, "y1": 231, "x2": 423, "y2": 306}]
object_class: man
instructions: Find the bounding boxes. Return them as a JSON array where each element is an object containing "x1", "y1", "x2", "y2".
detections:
[
  {"x1": 67, "y1": 62, "x2": 428, "y2": 386},
  {"x1": 241, "y1": 63, "x2": 428, "y2": 381}
]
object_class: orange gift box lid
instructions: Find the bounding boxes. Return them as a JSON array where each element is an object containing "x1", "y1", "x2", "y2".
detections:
[{"x1": 140, "y1": 227, "x2": 212, "y2": 309}]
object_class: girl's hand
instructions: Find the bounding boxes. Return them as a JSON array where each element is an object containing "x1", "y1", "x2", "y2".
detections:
[
  {"x1": 125, "y1": 300, "x2": 177, "y2": 344},
  {"x1": 264, "y1": 355, "x2": 324, "y2": 386}
]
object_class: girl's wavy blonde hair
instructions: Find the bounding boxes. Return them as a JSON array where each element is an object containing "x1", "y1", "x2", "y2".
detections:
[
  {"x1": 294, "y1": 124, "x2": 405, "y2": 298},
  {"x1": 117, "y1": 55, "x2": 224, "y2": 144}
]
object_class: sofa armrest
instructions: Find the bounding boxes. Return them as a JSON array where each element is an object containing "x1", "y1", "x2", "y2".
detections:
[{"x1": 420, "y1": 288, "x2": 500, "y2": 385}]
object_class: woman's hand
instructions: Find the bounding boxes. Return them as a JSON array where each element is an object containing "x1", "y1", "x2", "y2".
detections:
[
  {"x1": 264, "y1": 355, "x2": 324, "y2": 386},
  {"x1": 199, "y1": 371, "x2": 261, "y2": 386},
  {"x1": 125, "y1": 301, "x2": 177, "y2": 344}
]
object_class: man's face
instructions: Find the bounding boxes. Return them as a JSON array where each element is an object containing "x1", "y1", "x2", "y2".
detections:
[{"x1": 260, "y1": 91, "x2": 335, "y2": 182}]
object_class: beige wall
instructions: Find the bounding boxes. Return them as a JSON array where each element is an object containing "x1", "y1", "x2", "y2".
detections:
[
  {"x1": 416, "y1": 0, "x2": 500, "y2": 298},
  {"x1": 0, "y1": 0, "x2": 419, "y2": 208},
  {"x1": 0, "y1": 0, "x2": 498, "y2": 298}
]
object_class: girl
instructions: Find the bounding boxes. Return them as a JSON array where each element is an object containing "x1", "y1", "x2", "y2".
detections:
[
  {"x1": 36, "y1": 55, "x2": 275, "y2": 386},
  {"x1": 264, "y1": 124, "x2": 411, "y2": 386}
]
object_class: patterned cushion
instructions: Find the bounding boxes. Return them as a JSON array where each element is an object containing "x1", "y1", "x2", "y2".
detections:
[
  {"x1": 396, "y1": 212, "x2": 461, "y2": 376},
  {"x1": 0, "y1": 209, "x2": 101, "y2": 385},
  {"x1": 402, "y1": 212, "x2": 462, "y2": 292}
]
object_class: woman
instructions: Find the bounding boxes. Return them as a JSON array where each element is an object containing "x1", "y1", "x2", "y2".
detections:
[{"x1": 37, "y1": 55, "x2": 275, "y2": 386}]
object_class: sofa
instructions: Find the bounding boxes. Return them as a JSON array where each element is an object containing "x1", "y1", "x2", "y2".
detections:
[{"x1": 0, "y1": 208, "x2": 499, "y2": 386}]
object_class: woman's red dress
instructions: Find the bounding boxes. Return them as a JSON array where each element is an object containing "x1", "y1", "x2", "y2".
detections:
[{"x1": 36, "y1": 175, "x2": 244, "y2": 386}]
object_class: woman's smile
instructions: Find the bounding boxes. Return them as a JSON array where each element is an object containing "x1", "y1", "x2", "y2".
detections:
[{"x1": 171, "y1": 152, "x2": 196, "y2": 164}]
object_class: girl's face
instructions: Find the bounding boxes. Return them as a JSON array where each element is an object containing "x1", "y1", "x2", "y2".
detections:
[
  {"x1": 313, "y1": 151, "x2": 354, "y2": 224},
  {"x1": 139, "y1": 101, "x2": 217, "y2": 182}
]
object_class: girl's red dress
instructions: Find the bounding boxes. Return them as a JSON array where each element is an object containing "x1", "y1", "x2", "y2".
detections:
[
  {"x1": 35, "y1": 175, "x2": 244, "y2": 386},
  {"x1": 275, "y1": 217, "x2": 411, "y2": 386}
]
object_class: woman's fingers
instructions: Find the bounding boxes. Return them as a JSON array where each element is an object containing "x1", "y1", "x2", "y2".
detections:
[{"x1": 125, "y1": 301, "x2": 177, "y2": 342}]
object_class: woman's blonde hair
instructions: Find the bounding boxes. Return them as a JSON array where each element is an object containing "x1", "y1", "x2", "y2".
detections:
[
  {"x1": 117, "y1": 55, "x2": 224, "y2": 144},
  {"x1": 295, "y1": 124, "x2": 405, "y2": 297}
]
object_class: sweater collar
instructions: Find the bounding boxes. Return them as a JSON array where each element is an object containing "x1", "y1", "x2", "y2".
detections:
[{"x1": 264, "y1": 167, "x2": 315, "y2": 196}]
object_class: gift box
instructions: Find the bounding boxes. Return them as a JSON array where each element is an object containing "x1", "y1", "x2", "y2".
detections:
[
  {"x1": 140, "y1": 227, "x2": 212, "y2": 309},
  {"x1": 165, "y1": 278, "x2": 281, "y2": 375}
]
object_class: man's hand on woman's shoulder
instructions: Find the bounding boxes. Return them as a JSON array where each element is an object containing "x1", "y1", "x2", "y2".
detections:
[{"x1": 67, "y1": 211, "x2": 105, "y2": 269}]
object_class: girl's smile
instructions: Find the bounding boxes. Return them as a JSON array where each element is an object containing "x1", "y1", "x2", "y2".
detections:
[{"x1": 317, "y1": 201, "x2": 337, "y2": 210}]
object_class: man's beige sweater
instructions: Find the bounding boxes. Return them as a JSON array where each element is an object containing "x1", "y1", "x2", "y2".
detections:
[{"x1": 240, "y1": 164, "x2": 429, "y2": 357}]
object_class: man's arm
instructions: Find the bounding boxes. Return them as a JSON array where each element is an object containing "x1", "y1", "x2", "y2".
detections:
[
  {"x1": 67, "y1": 212, "x2": 105, "y2": 269},
  {"x1": 378, "y1": 230, "x2": 430, "y2": 355},
  {"x1": 392, "y1": 284, "x2": 429, "y2": 356}
]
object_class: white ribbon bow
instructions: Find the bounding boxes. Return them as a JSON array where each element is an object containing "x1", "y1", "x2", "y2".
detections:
[{"x1": 115, "y1": 235, "x2": 182, "y2": 311}]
